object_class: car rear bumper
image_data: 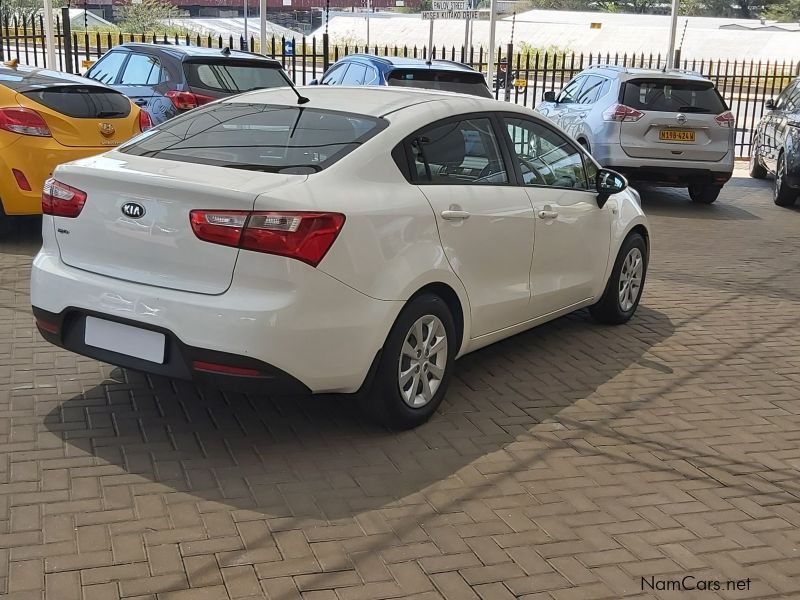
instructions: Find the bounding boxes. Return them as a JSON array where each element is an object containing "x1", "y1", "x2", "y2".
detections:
[
  {"x1": 0, "y1": 137, "x2": 113, "y2": 216},
  {"x1": 604, "y1": 162, "x2": 733, "y2": 187},
  {"x1": 31, "y1": 239, "x2": 402, "y2": 394}
]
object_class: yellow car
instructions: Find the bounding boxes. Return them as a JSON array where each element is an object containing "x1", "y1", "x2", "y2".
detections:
[{"x1": 0, "y1": 59, "x2": 150, "y2": 223}]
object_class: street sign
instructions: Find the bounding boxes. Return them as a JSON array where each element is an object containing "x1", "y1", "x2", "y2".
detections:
[
  {"x1": 432, "y1": 0, "x2": 464, "y2": 8},
  {"x1": 284, "y1": 39, "x2": 294, "y2": 55},
  {"x1": 422, "y1": 9, "x2": 481, "y2": 19}
]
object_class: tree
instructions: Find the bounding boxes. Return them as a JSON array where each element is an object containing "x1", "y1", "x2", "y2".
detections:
[
  {"x1": 118, "y1": 0, "x2": 180, "y2": 33},
  {"x1": 2, "y1": 0, "x2": 66, "y2": 23},
  {"x1": 764, "y1": 0, "x2": 800, "y2": 20}
]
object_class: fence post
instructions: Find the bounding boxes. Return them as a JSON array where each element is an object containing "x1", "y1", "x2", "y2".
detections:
[
  {"x1": 673, "y1": 48, "x2": 681, "y2": 69},
  {"x1": 61, "y1": 7, "x2": 72, "y2": 73},
  {"x1": 322, "y1": 32, "x2": 329, "y2": 72},
  {"x1": 504, "y1": 42, "x2": 513, "y2": 102},
  {"x1": 0, "y1": 11, "x2": 4, "y2": 61}
]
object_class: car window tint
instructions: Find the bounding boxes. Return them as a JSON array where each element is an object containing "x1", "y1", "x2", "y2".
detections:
[
  {"x1": 184, "y1": 62, "x2": 288, "y2": 93},
  {"x1": 410, "y1": 118, "x2": 508, "y2": 185},
  {"x1": 22, "y1": 86, "x2": 131, "y2": 118},
  {"x1": 87, "y1": 51, "x2": 126, "y2": 85},
  {"x1": 120, "y1": 53, "x2": 162, "y2": 85},
  {"x1": 321, "y1": 63, "x2": 346, "y2": 85},
  {"x1": 622, "y1": 79, "x2": 726, "y2": 113},
  {"x1": 774, "y1": 83, "x2": 796, "y2": 110},
  {"x1": 387, "y1": 69, "x2": 492, "y2": 98},
  {"x1": 557, "y1": 76, "x2": 585, "y2": 104},
  {"x1": 576, "y1": 75, "x2": 605, "y2": 104},
  {"x1": 784, "y1": 83, "x2": 800, "y2": 111},
  {"x1": 341, "y1": 63, "x2": 367, "y2": 85},
  {"x1": 119, "y1": 103, "x2": 385, "y2": 173},
  {"x1": 505, "y1": 117, "x2": 589, "y2": 190},
  {"x1": 365, "y1": 66, "x2": 380, "y2": 85}
]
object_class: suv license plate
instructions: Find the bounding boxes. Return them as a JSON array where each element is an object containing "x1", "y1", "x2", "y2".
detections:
[{"x1": 660, "y1": 129, "x2": 695, "y2": 142}]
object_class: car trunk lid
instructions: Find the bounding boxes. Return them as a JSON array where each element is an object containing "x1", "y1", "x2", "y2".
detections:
[
  {"x1": 52, "y1": 154, "x2": 306, "y2": 295},
  {"x1": 617, "y1": 78, "x2": 732, "y2": 162},
  {"x1": 15, "y1": 85, "x2": 140, "y2": 148}
]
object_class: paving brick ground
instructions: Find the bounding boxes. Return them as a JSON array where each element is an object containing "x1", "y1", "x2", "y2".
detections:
[{"x1": 2, "y1": 167, "x2": 800, "y2": 600}]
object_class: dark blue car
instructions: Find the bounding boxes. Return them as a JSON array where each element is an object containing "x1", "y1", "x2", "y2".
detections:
[
  {"x1": 85, "y1": 43, "x2": 292, "y2": 124},
  {"x1": 311, "y1": 55, "x2": 492, "y2": 98}
]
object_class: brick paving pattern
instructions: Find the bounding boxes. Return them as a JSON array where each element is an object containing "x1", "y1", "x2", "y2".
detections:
[{"x1": 1, "y1": 168, "x2": 800, "y2": 599}]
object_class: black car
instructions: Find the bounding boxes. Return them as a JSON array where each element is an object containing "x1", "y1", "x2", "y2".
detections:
[
  {"x1": 85, "y1": 43, "x2": 292, "y2": 124},
  {"x1": 750, "y1": 76, "x2": 800, "y2": 206}
]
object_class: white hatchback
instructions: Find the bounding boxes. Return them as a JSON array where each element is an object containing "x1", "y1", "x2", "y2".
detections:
[{"x1": 31, "y1": 86, "x2": 650, "y2": 429}]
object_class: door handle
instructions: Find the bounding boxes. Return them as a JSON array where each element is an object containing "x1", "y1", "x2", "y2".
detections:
[
  {"x1": 538, "y1": 208, "x2": 558, "y2": 219},
  {"x1": 134, "y1": 98, "x2": 147, "y2": 106},
  {"x1": 441, "y1": 209, "x2": 471, "y2": 220}
]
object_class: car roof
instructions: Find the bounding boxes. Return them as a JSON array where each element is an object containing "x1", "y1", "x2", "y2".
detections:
[
  {"x1": 116, "y1": 42, "x2": 283, "y2": 66},
  {"x1": 584, "y1": 64, "x2": 709, "y2": 81},
  {"x1": 339, "y1": 54, "x2": 479, "y2": 73},
  {"x1": 0, "y1": 63, "x2": 115, "y2": 92},
  {"x1": 225, "y1": 84, "x2": 517, "y2": 117}
]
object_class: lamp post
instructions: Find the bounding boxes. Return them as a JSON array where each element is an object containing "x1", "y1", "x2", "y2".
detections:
[
  {"x1": 486, "y1": 0, "x2": 497, "y2": 88},
  {"x1": 260, "y1": 0, "x2": 266, "y2": 54},
  {"x1": 666, "y1": 0, "x2": 679, "y2": 68},
  {"x1": 43, "y1": 0, "x2": 57, "y2": 69}
]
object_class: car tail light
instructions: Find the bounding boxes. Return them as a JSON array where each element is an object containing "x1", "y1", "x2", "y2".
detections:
[
  {"x1": 139, "y1": 109, "x2": 153, "y2": 132},
  {"x1": 0, "y1": 107, "x2": 52, "y2": 137},
  {"x1": 35, "y1": 316, "x2": 60, "y2": 334},
  {"x1": 190, "y1": 210, "x2": 346, "y2": 267},
  {"x1": 193, "y1": 360, "x2": 263, "y2": 377},
  {"x1": 42, "y1": 178, "x2": 87, "y2": 218},
  {"x1": 602, "y1": 104, "x2": 644, "y2": 122},
  {"x1": 715, "y1": 111, "x2": 735, "y2": 128},
  {"x1": 165, "y1": 90, "x2": 216, "y2": 110},
  {"x1": 12, "y1": 168, "x2": 31, "y2": 191}
]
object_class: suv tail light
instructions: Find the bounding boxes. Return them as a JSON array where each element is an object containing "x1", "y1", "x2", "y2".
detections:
[
  {"x1": 715, "y1": 111, "x2": 735, "y2": 128},
  {"x1": 165, "y1": 90, "x2": 216, "y2": 111},
  {"x1": 42, "y1": 178, "x2": 87, "y2": 218},
  {"x1": 190, "y1": 210, "x2": 345, "y2": 267},
  {"x1": 602, "y1": 104, "x2": 644, "y2": 122},
  {"x1": 0, "y1": 107, "x2": 52, "y2": 137},
  {"x1": 139, "y1": 109, "x2": 153, "y2": 131}
]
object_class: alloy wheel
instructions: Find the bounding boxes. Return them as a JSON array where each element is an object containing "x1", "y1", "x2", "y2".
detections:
[
  {"x1": 397, "y1": 315, "x2": 448, "y2": 408},
  {"x1": 618, "y1": 247, "x2": 644, "y2": 312}
]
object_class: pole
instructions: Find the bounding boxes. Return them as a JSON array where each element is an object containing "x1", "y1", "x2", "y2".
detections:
[
  {"x1": 0, "y1": 0, "x2": 5, "y2": 61},
  {"x1": 366, "y1": 0, "x2": 370, "y2": 50},
  {"x1": 463, "y1": 0, "x2": 469, "y2": 59},
  {"x1": 427, "y1": 18, "x2": 433, "y2": 64},
  {"x1": 61, "y1": 7, "x2": 73, "y2": 73},
  {"x1": 259, "y1": 0, "x2": 266, "y2": 55},
  {"x1": 243, "y1": 0, "x2": 249, "y2": 50},
  {"x1": 43, "y1": 0, "x2": 56, "y2": 70},
  {"x1": 486, "y1": 0, "x2": 498, "y2": 87},
  {"x1": 666, "y1": 0, "x2": 679, "y2": 69}
]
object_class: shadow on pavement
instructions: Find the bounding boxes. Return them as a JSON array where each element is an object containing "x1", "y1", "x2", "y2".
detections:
[
  {"x1": 634, "y1": 184, "x2": 761, "y2": 221},
  {"x1": 43, "y1": 305, "x2": 675, "y2": 523}
]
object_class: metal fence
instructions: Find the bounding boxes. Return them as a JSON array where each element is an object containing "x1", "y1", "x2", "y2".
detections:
[{"x1": 2, "y1": 12, "x2": 799, "y2": 157}]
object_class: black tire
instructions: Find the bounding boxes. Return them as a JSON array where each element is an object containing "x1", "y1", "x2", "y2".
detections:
[
  {"x1": 589, "y1": 232, "x2": 648, "y2": 325},
  {"x1": 688, "y1": 183, "x2": 722, "y2": 204},
  {"x1": 359, "y1": 293, "x2": 457, "y2": 430},
  {"x1": 749, "y1": 147, "x2": 768, "y2": 179},
  {"x1": 774, "y1": 153, "x2": 798, "y2": 207}
]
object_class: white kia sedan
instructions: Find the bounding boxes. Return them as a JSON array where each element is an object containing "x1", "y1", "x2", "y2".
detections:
[{"x1": 31, "y1": 86, "x2": 649, "y2": 429}]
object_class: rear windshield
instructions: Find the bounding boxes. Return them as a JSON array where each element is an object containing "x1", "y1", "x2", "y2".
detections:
[
  {"x1": 22, "y1": 86, "x2": 131, "y2": 118},
  {"x1": 184, "y1": 60, "x2": 289, "y2": 94},
  {"x1": 119, "y1": 102, "x2": 386, "y2": 173},
  {"x1": 621, "y1": 79, "x2": 727, "y2": 113},
  {"x1": 387, "y1": 69, "x2": 492, "y2": 98}
]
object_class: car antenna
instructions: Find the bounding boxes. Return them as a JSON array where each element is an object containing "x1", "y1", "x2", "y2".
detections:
[
  {"x1": 288, "y1": 80, "x2": 310, "y2": 105},
  {"x1": 221, "y1": 46, "x2": 231, "y2": 56}
]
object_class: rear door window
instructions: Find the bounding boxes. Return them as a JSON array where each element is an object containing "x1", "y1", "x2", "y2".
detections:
[
  {"x1": 621, "y1": 79, "x2": 726, "y2": 113},
  {"x1": 119, "y1": 53, "x2": 163, "y2": 85},
  {"x1": 184, "y1": 61, "x2": 289, "y2": 93},
  {"x1": 86, "y1": 51, "x2": 126, "y2": 85},
  {"x1": 387, "y1": 69, "x2": 492, "y2": 98},
  {"x1": 119, "y1": 103, "x2": 385, "y2": 173},
  {"x1": 341, "y1": 63, "x2": 368, "y2": 85},
  {"x1": 22, "y1": 86, "x2": 131, "y2": 118}
]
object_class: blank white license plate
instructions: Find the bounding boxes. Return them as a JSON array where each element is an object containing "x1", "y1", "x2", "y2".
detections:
[{"x1": 84, "y1": 316, "x2": 165, "y2": 364}]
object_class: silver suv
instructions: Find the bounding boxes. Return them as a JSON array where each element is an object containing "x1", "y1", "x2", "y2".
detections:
[{"x1": 536, "y1": 66, "x2": 735, "y2": 204}]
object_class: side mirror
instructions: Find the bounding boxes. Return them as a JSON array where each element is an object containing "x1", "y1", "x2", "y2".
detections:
[
  {"x1": 309, "y1": 79, "x2": 319, "y2": 86},
  {"x1": 765, "y1": 98, "x2": 775, "y2": 110},
  {"x1": 596, "y1": 168, "x2": 627, "y2": 208},
  {"x1": 543, "y1": 91, "x2": 557, "y2": 102}
]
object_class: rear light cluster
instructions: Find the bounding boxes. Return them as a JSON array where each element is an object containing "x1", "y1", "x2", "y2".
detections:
[
  {"x1": 190, "y1": 210, "x2": 345, "y2": 267},
  {"x1": 166, "y1": 91, "x2": 215, "y2": 111},
  {"x1": 0, "y1": 107, "x2": 51, "y2": 137},
  {"x1": 139, "y1": 109, "x2": 153, "y2": 132},
  {"x1": 42, "y1": 178, "x2": 87, "y2": 218},
  {"x1": 715, "y1": 111, "x2": 735, "y2": 128},
  {"x1": 603, "y1": 104, "x2": 644, "y2": 122}
]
